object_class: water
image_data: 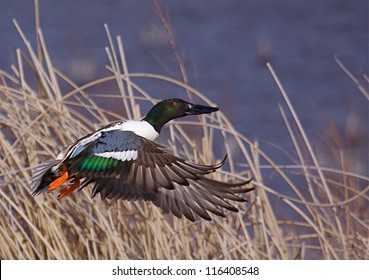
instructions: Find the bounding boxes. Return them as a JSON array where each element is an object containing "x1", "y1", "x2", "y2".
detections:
[{"x1": 1, "y1": 0, "x2": 367, "y2": 172}]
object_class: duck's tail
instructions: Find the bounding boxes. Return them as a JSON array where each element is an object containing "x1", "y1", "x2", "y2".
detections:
[{"x1": 30, "y1": 160, "x2": 80, "y2": 199}]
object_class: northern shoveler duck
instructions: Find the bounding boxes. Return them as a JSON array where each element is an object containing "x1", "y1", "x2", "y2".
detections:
[{"x1": 31, "y1": 98, "x2": 253, "y2": 221}]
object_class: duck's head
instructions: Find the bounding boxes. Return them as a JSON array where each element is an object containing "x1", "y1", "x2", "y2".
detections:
[{"x1": 143, "y1": 98, "x2": 219, "y2": 133}]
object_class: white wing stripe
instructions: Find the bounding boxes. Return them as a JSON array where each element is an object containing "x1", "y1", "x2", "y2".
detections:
[
  {"x1": 127, "y1": 150, "x2": 132, "y2": 161},
  {"x1": 116, "y1": 152, "x2": 123, "y2": 161},
  {"x1": 132, "y1": 150, "x2": 138, "y2": 160},
  {"x1": 121, "y1": 151, "x2": 128, "y2": 161},
  {"x1": 95, "y1": 150, "x2": 137, "y2": 162}
]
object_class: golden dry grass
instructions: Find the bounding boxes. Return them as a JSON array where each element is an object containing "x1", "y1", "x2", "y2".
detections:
[{"x1": 0, "y1": 5, "x2": 368, "y2": 260}]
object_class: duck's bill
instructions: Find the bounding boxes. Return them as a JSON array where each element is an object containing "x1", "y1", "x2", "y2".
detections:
[{"x1": 185, "y1": 102, "x2": 219, "y2": 115}]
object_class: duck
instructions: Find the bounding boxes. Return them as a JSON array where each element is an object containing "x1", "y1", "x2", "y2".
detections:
[{"x1": 31, "y1": 98, "x2": 253, "y2": 221}]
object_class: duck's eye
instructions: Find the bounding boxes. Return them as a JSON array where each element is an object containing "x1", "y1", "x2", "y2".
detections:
[{"x1": 172, "y1": 101, "x2": 178, "y2": 106}]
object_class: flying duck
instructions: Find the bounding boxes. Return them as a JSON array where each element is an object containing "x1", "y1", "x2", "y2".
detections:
[{"x1": 31, "y1": 98, "x2": 253, "y2": 221}]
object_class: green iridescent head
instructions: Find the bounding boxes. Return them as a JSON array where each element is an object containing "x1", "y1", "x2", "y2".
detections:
[{"x1": 143, "y1": 98, "x2": 219, "y2": 133}]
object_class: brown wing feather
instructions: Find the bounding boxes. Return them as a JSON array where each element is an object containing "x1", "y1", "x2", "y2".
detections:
[{"x1": 69, "y1": 136, "x2": 253, "y2": 221}]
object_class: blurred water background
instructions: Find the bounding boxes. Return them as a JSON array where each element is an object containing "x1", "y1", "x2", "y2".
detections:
[{"x1": 1, "y1": 0, "x2": 367, "y2": 174}]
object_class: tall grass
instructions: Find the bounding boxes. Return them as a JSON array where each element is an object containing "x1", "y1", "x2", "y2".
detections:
[{"x1": 0, "y1": 5, "x2": 368, "y2": 260}]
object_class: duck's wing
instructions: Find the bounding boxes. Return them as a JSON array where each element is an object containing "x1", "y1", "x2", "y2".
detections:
[
  {"x1": 67, "y1": 129, "x2": 253, "y2": 221},
  {"x1": 68, "y1": 130, "x2": 225, "y2": 191},
  {"x1": 91, "y1": 176, "x2": 252, "y2": 222}
]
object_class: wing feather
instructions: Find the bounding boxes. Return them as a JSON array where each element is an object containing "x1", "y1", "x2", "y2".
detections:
[{"x1": 64, "y1": 129, "x2": 253, "y2": 221}]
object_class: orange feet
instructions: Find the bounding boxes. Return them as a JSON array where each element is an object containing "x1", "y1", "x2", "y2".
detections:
[
  {"x1": 48, "y1": 171, "x2": 69, "y2": 192},
  {"x1": 57, "y1": 178, "x2": 80, "y2": 200}
]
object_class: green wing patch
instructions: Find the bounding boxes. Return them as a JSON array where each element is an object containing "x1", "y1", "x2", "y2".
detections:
[{"x1": 80, "y1": 155, "x2": 118, "y2": 171}]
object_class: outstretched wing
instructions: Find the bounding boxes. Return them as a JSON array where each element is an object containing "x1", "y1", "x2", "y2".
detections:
[
  {"x1": 92, "y1": 176, "x2": 252, "y2": 222},
  {"x1": 68, "y1": 130, "x2": 224, "y2": 192},
  {"x1": 67, "y1": 129, "x2": 253, "y2": 221}
]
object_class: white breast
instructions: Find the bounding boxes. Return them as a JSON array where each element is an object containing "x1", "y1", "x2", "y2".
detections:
[{"x1": 109, "y1": 120, "x2": 159, "y2": 141}]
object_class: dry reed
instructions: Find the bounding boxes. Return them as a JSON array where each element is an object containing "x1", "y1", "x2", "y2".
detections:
[{"x1": 0, "y1": 4, "x2": 367, "y2": 260}]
